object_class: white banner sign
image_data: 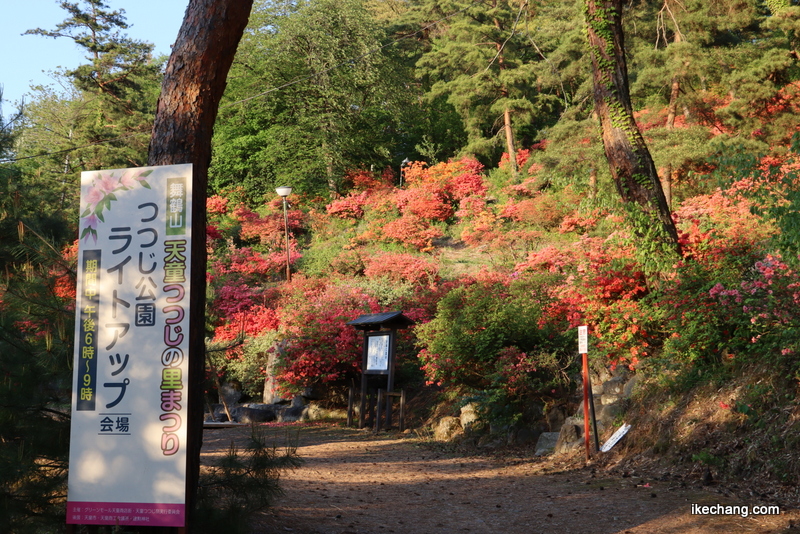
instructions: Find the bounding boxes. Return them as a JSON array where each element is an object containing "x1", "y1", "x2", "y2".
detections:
[{"x1": 67, "y1": 164, "x2": 192, "y2": 527}]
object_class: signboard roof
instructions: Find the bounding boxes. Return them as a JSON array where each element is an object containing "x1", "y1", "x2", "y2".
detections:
[{"x1": 347, "y1": 311, "x2": 415, "y2": 331}]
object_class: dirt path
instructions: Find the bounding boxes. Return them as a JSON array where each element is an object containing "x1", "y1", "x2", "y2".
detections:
[{"x1": 201, "y1": 423, "x2": 798, "y2": 534}]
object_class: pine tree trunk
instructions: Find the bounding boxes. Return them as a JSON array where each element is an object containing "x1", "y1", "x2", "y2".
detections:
[
  {"x1": 147, "y1": 0, "x2": 253, "y2": 526},
  {"x1": 494, "y1": 9, "x2": 519, "y2": 183},
  {"x1": 503, "y1": 105, "x2": 519, "y2": 182},
  {"x1": 584, "y1": 0, "x2": 681, "y2": 251},
  {"x1": 665, "y1": 31, "x2": 683, "y2": 129}
]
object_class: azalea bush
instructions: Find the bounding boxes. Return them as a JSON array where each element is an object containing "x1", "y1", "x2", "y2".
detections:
[
  {"x1": 416, "y1": 271, "x2": 573, "y2": 398},
  {"x1": 272, "y1": 277, "x2": 381, "y2": 395}
]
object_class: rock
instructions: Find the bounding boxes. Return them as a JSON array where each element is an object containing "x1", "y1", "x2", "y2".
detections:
[
  {"x1": 489, "y1": 421, "x2": 509, "y2": 436},
  {"x1": 231, "y1": 405, "x2": 276, "y2": 424},
  {"x1": 623, "y1": 374, "x2": 640, "y2": 397},
  {"x1": 546, "y1": 404, "x2": 567, "y2": 432},
  {"x1": 603, "y1": 376, "x2": 626, "y2": 395},
  {"x1": 278, "y1": 405, "x2": 307, "y2": 423},
  {"x1": 434, "y1": 416, "x2": 463, "y2": 441},
  {"x1": 304, "y1": 403, "x2": 347, "y2": 421},
  {"x1": 210, "y1": 404, "x2": 230, "y2": 421},
  {"x1": 590, "y1": 366, "x2": 613, "y2": 386},
  {"x1": 262, "y1": 351, "x2": 281, "y2": 404},
  {"x1": 460, "y1": 403, "x2": 480, "y2": 432},
  {"x1": 534, "y1": 432, "x2": 561, "y2": 456},
  {"x1": 601, "y1": 393, "x2": 621, "y2": 405},
  {"x1": 598, "y1": 402, "x2": 625, "y2": 427},
  {"x1": 575, "y1": 397, "x2": 601, "y2": 417},
  {"x1": 554, "y1": 415, "x2": 588, "y2": 454}
]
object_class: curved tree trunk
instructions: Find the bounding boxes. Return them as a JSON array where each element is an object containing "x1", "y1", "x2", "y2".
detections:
[
  {"x1": 147, "y1": 0, "x2": 253, "y2": 526},
  {"x1": 584, "y1": 0, "x2": 681, "y2": 252}
]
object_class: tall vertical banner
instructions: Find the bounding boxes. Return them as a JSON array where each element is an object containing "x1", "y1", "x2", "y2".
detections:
[{"x1": 67, "y1": 164, "x2": 192, "y2": 527}]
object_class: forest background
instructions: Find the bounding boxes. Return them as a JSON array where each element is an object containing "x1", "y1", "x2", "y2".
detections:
[{"x1": 2, "y1": 0, "x2": 800, "y2": 531}]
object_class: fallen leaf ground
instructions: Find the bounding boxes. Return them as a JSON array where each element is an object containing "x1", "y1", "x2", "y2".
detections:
[{"x1": 201, "y1": 423, "x2": 799, "y2": 534}]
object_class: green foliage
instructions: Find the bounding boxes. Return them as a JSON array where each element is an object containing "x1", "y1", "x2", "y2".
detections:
[
  {"x1": 211, "y1": 0, "x2": 432, "y2": 199},
  {"x1": 416, "y1": 272, "x2": 572, "y2": 391},
  {"x1": 15, "y1": 0, "x2": 163, "y2": 220},
  {"x1": 409, "y1": 0, "x2": 580, "y2": 164},
  {"x1": 194, "y1": 426, "x2": 302, "y2": 533},
  {"x1": 0, "y1": 233, "x2": 74, "y2": 533}
]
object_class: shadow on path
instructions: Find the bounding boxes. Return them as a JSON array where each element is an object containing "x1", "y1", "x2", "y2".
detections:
[{"x1": 201, "y1": 423, "x2": 798, "y2": 534}]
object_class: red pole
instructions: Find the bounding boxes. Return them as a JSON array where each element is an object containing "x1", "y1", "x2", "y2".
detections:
[{"x1": 582, "y1": 351, "x2": 591, "y2": 462}]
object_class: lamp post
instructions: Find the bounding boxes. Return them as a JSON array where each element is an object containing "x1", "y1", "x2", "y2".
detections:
[
  {"x1": 275, "y1": 186, "x2": 292, "y2": 282},
  {"x1": 399, "y1": 158, "x2": 410, "y2": 188}
]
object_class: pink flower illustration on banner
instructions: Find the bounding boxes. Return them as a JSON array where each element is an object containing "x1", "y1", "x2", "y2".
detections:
[
  {"x1": 84, "y1": 187, "x2": 105, "y2": 210},
  {"x1": 118, "y1": 171, "x2": 140, "y2": 189},
  {"x1": 80, "y1": 168, "x2": 153, "y2": 243},
  {"x1": 97, "y1": 173, "x2": 118, "y2": 194}
]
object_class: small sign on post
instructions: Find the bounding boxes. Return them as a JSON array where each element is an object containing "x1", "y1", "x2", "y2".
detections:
[
  {"x1": 578, "y1": 325, "x2": 588, "y2": 354},
  {"x1": 577, "y1": 325, "x2": 599, "y2": 461}
]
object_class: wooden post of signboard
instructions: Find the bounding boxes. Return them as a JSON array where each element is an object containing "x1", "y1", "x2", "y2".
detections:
[
  {"x1": 375, "y1": 389, "x2": 384, "y2": 432},
  {"x1": 385, "y1": 328, "x2": 397, "y2": 428},
  {"x1": 347, "y1": 385, "x2": 354, "y2": 427},
  {"x1": 359, "y1": 344, "x2": 368, "y2": 429},
  {"x1": 399, "y1": 389, "x2": 406, "y2": 433}
]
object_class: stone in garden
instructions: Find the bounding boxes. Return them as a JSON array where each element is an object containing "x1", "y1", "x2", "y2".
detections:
[
  {"x1": 535, "y1": 432, "x2": 561, "y2": 456},
  {"x1": 434, "y1": 416, "x2": 463, "y2": 441}
]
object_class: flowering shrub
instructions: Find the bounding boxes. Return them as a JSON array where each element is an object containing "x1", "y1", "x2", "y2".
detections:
[
  {"x1": 271, "y1": 277, "x2": 382, "y2": 394},
  {"x1": 402, "y1": 158, "x2": 487, "y2": 201},
  {"x1": 214, "y1": 246, "x2": 300, "y2": 279},
  {"x1": 675, "y1": 184, "x2": 775, "y2": 273},
  {"x1": 207, "y1": 194, "x2": 229, "y2": 215},
  {"x1": 701, "y1": 254, "x2": 800, "y2": 362},
  {"x1": 326, "y1": 191, "x2": 369, "y2": 219},
  {"x1": 237, "y1": 206, "x2": 306, "y2": 247},
  {"x1": 212, "y1": 305, "x2": 280, "y2": 342},
  {"x1": 382, "y1": 214, "x2": 443, "y2": 252},
  {"x1": 416, "y1": 273, "x2": 570, "y2": 390},
  {"x1": 363, "y1": 252, "x2": 440, "y2": 287},
  {"x1": 394, "y1": 188, "x2": 454, "y2": 221},
  {"x1": 500, "y1": 187, "x2": 581, "y2": 230},
  {"x1": 519, "y1": 236, "x2": 655, "y2": 369},
  {"x1": 499, "y1": 148, "x2": 532, "y2": 171},
  {"x1": 559, "y1": 209, "x2": 606, "y2": 234}
]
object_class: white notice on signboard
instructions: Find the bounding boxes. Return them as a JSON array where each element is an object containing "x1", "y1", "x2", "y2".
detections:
[
  {"x1": 578, "y1": 325, "x2": 588, "y2": 354},
  {"x1": 366, "y1": 333, "x2": 390, "y2": 372},
  {"x1": 67, "y1": 164, "x2": 192, "y2": 528}
]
